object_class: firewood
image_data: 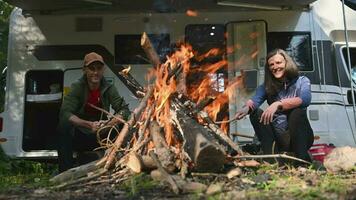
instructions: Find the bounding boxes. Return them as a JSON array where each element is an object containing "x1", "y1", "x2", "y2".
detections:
[
  {"x1": 141, "y1": 32, "x2": 161, "y2": 68},
  {"x1": 149, "y1": 151, "x2": 180, "y2": 194},
  {"x1": 234, "y1": 154, "x2": 311, "y2": 164},
  {"x1": 125, "y1": 152, "x2": 157, "y2": 173},
  {"x1": 118, "y1": 69, "x2": 146, "y2": 98},
  {"x1": 126, "y1": 152, "x2": 144, "y2": 173},
  {"x1": 171, "y1": 104, "x2": 226, "y2": 172},
  {"x1": 136, "y1": 106, "x2": 153, "y2": 144},
  {"x1": 50, "y1": 160, "x2": 104, "y2": 184},
  {"x1": 52, "y1": 168, "x2": 108, "y2": 189},
  {"x1": 199, "y1": 111, "x2": 244, "y2": 155},
  {"x1": 192, "y1": 96, "x2": 216, "y2": 114},
  {"x1": 104, "y1": 86, "x2": 154, "y2": 169},
  {"x1": 149, "y1": 120, "x2": 176, "y2": 172}
]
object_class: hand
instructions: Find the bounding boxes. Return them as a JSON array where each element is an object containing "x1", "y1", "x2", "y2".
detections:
[
  {"x1": 89, "y1": 121, "x2": 101, "y2": 133},
  {"x1": 234, "y1": 106, "x2": 249, "y2": 120},
  {"x1": 260, "y1": 101, "x2": 282, "y2": 125}
]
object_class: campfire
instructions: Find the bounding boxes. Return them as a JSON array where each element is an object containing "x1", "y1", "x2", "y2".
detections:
[{"x1": 51, "y1": 32, "x2": 310, "y2": 193}]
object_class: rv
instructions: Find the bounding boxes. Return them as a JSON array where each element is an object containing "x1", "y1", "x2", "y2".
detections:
[{"x1": 1, "y1": 0, "x2": 356, "y2": 158}]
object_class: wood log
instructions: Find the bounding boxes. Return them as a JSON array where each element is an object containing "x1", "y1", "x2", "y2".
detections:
[
  {"x1": 171, "y1": 102, "x2": 226, "y2": 172},
  {"x1": 141, "y1": 32, "x2": 161, "y2": 68},
  {"x1": 125, "y1": 152, "x2": 157, "y2": 173},
  {"x1": 199, "y1": 111, "x2": 244, "y2": 155},
  {"x1": 149, "y1": 120, "x2": 176, "y2": 172},
  {"x1": 104, "y1": 86, "x2": 154, "y2": 169},
  {"x1": 171, "y1": 96, "x2": 244, "y2": 156},
  {"x1": 50, "y1": 160, "x2": 104, "y2": 183},
  {"x1": 149, "y1": 151, "x2": 180, "y2": 194},
  {"x1": 118, "y1": 69, "x2": 145, "y2": 98}
]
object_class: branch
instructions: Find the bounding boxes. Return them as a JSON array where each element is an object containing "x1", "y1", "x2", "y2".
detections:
[
  {"x1": 104, "y1": 85, "x2": 154, "y2": 169},
  {"x1": 234, "y1": 154, "x2": 311, "y2": 164}
]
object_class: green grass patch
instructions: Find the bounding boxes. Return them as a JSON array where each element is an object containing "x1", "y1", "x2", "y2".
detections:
[
  {"x1": 0, "y1": 148, "x2": 57, "y2": 192},
  {"x1": 117, "y1": 173, "x2": 159, "y2": 198}
]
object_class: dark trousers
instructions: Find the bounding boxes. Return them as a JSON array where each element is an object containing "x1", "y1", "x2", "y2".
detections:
[
  {"x1": 57, "y1": 127, "x2": 101, "y2": 172},
  {"x1": 250, "y1": 108, "x2": 314, "y2": 162}
]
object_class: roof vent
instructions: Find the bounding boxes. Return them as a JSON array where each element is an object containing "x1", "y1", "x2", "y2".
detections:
[{"x1": 76, "y1": 17, "x2": 103, "y2": 32}]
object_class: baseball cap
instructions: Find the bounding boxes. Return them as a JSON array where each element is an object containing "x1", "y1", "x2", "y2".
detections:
[{"x1": 83, "y1": 52, "x2": 105, "y2": 67}]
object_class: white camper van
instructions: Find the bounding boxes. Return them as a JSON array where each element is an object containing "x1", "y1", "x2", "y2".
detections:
[{"x1": 1, "y1": 0, "x2": 356, "y2": 158}]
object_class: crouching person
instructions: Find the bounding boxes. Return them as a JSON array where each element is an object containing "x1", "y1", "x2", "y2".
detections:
[
  {"x1": 57, "y1": 52, "x2": 130, "y2": 172},
  {"x1": 235, "y1": 49, "x2": 314, "y2": 162}
]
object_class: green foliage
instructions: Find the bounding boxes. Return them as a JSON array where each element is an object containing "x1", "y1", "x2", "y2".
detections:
[
  {"x1": 0, "y1": 0, "x2": 13, "y2": 112},
  {"x1": 0, "y1": 0, "x2": 13, "y2": 68},
  {"x1": 0, "y1": 148, "x2": 57, "y2": 192},
  {"x1": 118, "y1": 173, "x2": 159, "y2": 198}
]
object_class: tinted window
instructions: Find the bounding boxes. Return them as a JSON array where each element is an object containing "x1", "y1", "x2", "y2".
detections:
[
  {"x1": 185, "y1": 24, "x2": 225, "y2": 64},
  {"x1": 268, "y1": 32, "x2": 313, "y2": 71},
  {"x1": 115, "y1": 34, "x2": 170, "y2": 64}
]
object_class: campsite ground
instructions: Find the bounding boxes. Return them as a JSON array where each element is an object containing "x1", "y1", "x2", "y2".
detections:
[{"x1": 0, "y1": 156, "x2": 355, "y2": 200}]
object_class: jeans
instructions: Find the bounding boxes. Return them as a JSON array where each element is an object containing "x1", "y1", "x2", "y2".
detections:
[{"x1": 250, "y1": 108, "x2": 314, "y2": 162}]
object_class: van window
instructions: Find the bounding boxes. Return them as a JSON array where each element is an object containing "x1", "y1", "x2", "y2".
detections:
[
  {"x1": 268, "y1": 32, "x2": 313, "y2": 71},
  {"x1": 185, "y1": 24, "x2": 225, "y2": 64},
  {"x1": 114, "y1": 34, "x2": 170, "y2": 64},
  {"x1": 342, "y1": 47, "x2": 356, "y2": 83}
]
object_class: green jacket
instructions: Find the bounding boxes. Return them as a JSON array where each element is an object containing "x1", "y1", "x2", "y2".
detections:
[{"x1": 58, "y1": 76, "x2": 130, "y2": 133}]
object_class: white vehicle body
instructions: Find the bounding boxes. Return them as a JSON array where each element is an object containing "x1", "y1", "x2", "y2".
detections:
[{"x1": 1, "y1": 0, "x2": 356, "y2": 158}]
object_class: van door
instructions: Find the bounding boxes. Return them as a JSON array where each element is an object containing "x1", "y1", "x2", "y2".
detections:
[
  {"x1": 338, "y1": 45, "x2": 356, "y2": 146},
  {"x1": 226, "y1": 21, "x2": 267, "y2": 141}
]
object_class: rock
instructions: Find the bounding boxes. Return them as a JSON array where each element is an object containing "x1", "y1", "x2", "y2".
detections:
[
  {"x1": 323, "y1": 146, "x2": 356, "y2": 173},
  {"x1": 34, "y1": 188, "x2": 48, "y2": 194},
  {"x1": 182, "y1": 182, "x2": 207, "y2": 193},
  {"x1": 206, "y1": 183, "x2": 223, "y2": 195},
  {"x1": 150, "y1": 169, "x2": 164, "y2": 181},
  {"x1": 224, "y1": 190, "x2": 246, "y2": 200},
  {"x1": 227, "y1": 167, "x2": 242, "y2": 179}
]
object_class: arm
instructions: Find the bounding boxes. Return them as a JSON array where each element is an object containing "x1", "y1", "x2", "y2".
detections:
[
  {"x1": 235, "y1": 84, "x2": 267, "y2": 120},
  {"x1": 59, "y1": 83, "x2": 100, "y2": 132},
  {"x1": 280, "y1": 77, "x2": 311, "y2": 110},
  {"x1": 69, "y1": 115, "x2": 101, "y2": 132},
  {"x1": 108, "y1": 85, "x2": 130, "y2": 120}
]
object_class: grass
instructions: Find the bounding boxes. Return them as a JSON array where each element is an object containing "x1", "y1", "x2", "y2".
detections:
[
  {"x1": 0, "y1": 148, "x2": 57, "y2": 193},
  {"x1": 117, "y1": 173, "x2": 160, "y2": 198},
  {"x1": 243, "y1": 164, "x2": 356, "y2": 200}
]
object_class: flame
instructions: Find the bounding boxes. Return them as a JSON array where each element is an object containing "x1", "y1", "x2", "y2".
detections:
[
  {"x1": 186, "y1": 9, "x2": 198, "y2": 17},
  {"x1": 143, "y1": 41, "x2": 249, "y2": 147}
]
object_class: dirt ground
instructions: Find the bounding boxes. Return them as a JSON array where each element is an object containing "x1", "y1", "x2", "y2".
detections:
[{"x1": 1, "y1": 166, "x2": 356, "y2": 200}]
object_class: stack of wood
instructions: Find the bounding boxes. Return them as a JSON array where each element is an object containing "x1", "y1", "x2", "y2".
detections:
[{"x1": 51, "y1": 32, "x2": 309, "y2": 193}]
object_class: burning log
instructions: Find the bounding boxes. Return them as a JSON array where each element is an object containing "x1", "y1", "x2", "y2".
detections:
[
  {"x1": 149, "y1": 120, "x2": 176, "y2": 172},
  {"x1": 171, "y1": 103, "x2": 226, "y2": 172},
  {"x1": 118, "y1": 68, "x2": 146, "y2": 98},
  {"x1": 141, "y1": 32, "x2": 161, "y2": 68}
]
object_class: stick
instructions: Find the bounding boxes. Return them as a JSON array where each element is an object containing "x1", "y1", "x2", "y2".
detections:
[
  {"x1": 52, "y1": 168, "x2": 108, "y2": 189},
  {"x1": 88, "y1": 103, "x2": 126, "y2": 124},
  {"x1": 149, "y1": 151, "x2": 180, "y2": 194},
  {"x1": 192, "y1": 96, "x2": 216, "y2": 114},
  {"x1": 199, "y1": 111, "x2": 244, "y2": 155},
  {"x1": 230, "y1": 132, "x2": 255, "y2": 139},
  {"x1": 234, "y1": 154, "x2": 311, "y2": 164},
  {"x1": 104, "y1": 86, "x2": 154, "y2": 169}
]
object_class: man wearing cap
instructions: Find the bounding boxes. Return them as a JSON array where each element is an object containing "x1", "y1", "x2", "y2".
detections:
[{"x1": 57, "y1": 52, "x2": 130, "y2": 172}]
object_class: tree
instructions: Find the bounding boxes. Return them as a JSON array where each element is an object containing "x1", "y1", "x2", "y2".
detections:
[
  {"x1": 0, "y1": 0, "x2": 13, "y2": 69},
  {"x1": 0, "y1": 0, "x2": 13, "y2": 112}
]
